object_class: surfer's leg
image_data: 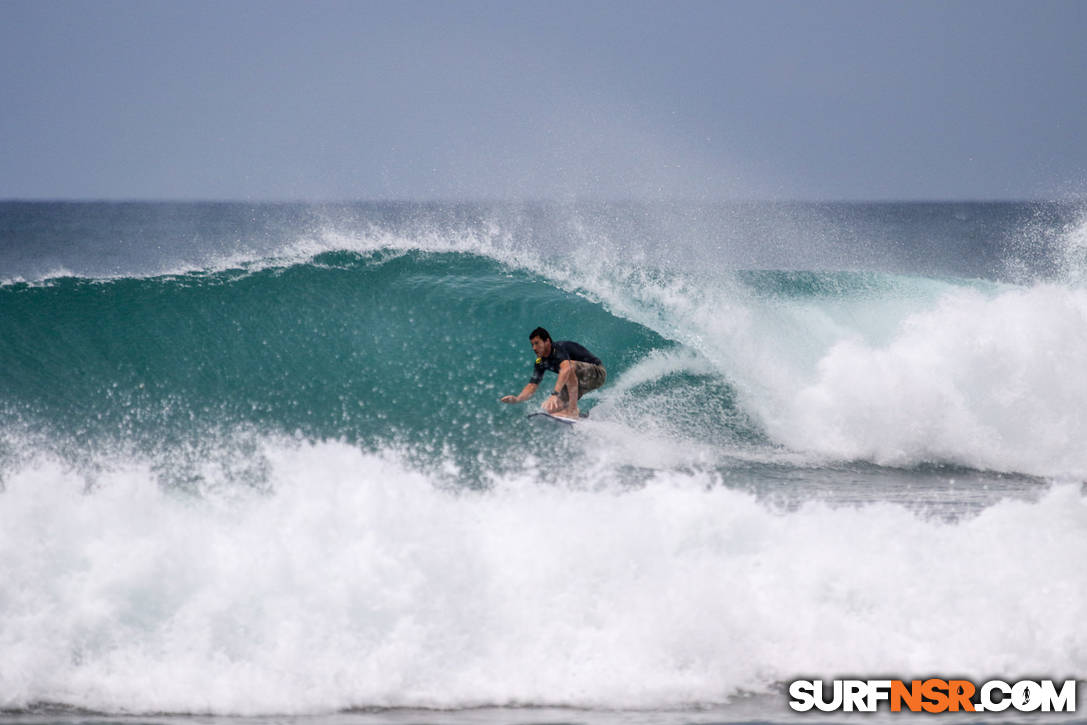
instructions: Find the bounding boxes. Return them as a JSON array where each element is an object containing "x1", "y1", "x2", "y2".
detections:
[{"x1": 554, "y1": 361, "x2": 580, "y2": 418}]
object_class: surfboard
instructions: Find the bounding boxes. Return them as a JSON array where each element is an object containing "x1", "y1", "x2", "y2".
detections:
[{"x1": 525, "y1": 411, "x2": 587, "y2": 425}]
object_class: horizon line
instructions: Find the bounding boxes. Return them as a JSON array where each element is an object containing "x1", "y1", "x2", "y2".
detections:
[{"x1": 1, "y1": 196, "x2": 1082, "y2": 205}]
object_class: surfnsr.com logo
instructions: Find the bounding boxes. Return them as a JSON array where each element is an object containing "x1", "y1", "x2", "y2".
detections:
[{"x1": 788, "y1": 679, "x2": 1077, "y2": 713}]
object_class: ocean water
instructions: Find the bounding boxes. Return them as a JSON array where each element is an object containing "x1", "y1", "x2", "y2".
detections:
[{"x1": 0, "y1": 201, "x2": 1085, "y2": 724}]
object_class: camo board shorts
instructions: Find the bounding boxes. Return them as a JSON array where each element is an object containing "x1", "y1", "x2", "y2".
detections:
[{"x1": 558, "y1": 362, "x2": 607, "y2": 402}]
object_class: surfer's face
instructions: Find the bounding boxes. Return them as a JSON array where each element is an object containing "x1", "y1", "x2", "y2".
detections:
[{"x1": 530, "y1": 336, "x2": 551, "y2": 358}]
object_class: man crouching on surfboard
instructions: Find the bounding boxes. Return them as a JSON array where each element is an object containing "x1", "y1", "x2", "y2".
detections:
[{"x1": 499, "y1": 327, "x2": 606, "y2": 419}]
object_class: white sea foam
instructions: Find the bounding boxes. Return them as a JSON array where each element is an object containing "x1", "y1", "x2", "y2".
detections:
[
  {"x1": 0, "y1": 440, "x2": 1083, "y2": 714},
  {"x1": 771, "y1": 284, "x2": 1087, "y2": 475},
  {"x1": 0, "y1": 266, "x2": 77, "y2": 287}
]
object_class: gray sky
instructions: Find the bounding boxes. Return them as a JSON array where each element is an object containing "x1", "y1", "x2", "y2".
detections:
[{"x1": 2, "y1": 0, "x2": 1085, "y2": 201}]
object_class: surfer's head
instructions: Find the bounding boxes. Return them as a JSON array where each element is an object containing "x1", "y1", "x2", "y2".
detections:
[{"x1": 529, "y1": 327, "x2": 552, "y2": 358}]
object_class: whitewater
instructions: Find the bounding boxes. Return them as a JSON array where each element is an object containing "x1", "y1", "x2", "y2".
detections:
[{"x1": 0, "y1": 201, "x2": 1085, "y2": 722}]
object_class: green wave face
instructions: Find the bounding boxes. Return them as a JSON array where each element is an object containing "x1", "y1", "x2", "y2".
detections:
[{"x1": 0, "y1": 251, "x2": 675, "y2": 473}]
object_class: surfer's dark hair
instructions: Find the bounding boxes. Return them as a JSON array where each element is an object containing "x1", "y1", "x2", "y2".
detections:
[{"x1": 529, "y1": 327, "x2": 551, "y2": 342}]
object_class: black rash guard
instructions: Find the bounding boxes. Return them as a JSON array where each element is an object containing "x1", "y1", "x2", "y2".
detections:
[{"x1": 529, "y1": 340, "x2": 603, "y2": 385}]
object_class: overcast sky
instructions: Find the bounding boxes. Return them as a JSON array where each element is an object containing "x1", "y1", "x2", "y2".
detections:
[{"x1": 2, "y1": 0, "x2": 1085, "y2": 201}]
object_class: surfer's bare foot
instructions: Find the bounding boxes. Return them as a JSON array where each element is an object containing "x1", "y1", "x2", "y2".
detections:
[{"x1": 554, "y1": 407, "x2": 579, "y2": 419}]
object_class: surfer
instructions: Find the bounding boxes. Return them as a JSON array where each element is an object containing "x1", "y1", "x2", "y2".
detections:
[{"x1": 500, "y1": 327, "x2": 606, "y2": 419}]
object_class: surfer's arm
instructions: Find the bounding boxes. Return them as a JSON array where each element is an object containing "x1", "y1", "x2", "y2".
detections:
[{"x1": 500, "y1": 382, "x2": 538, "y2": 404}]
